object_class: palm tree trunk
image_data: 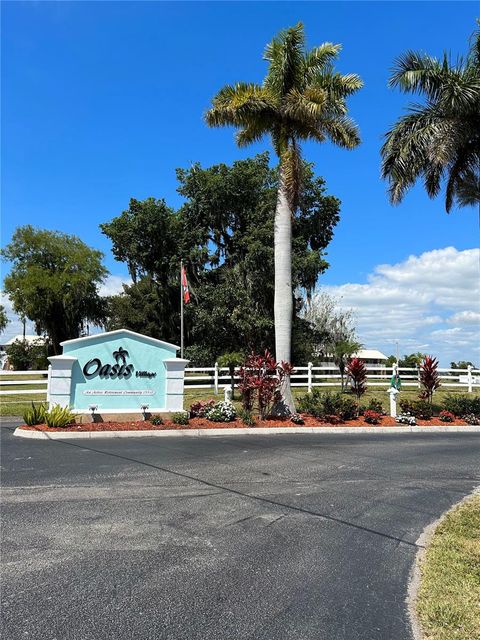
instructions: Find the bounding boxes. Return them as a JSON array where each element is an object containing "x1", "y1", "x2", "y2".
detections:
[{"x1": 273, "y1": 167, "x2": 296, "y2": 415}]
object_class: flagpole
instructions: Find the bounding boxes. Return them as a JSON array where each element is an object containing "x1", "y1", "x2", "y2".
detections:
[{"x1": 180, "y1": 260, "x2": 184, "y2": 359}]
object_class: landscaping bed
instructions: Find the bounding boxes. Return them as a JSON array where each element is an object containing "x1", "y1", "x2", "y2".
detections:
[{"x1": 18, "y1": 414, "x2": 470, "y2": 432}]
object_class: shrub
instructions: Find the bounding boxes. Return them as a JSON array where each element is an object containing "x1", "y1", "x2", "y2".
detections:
[
  {"x1": 238, "y1": 350, "x2": 293, "y2": 419},
  {"x1": 399, "y1": 399, "x2": 434, "y2": 419},
  {"x1": 44, "y1": 405, "x2": 76, "y2": 428},
  {"x1": 23, "y1": 402, "x2": 46, "y2": 426},
  {"x1": 346, "y1": 358, "x2": 367, "y2": 405},
  {"x1": 150, "y1": 415, "x2": 164, "y2": 425},
  {"x1": 443, "y1": 394, "x2": 480, "y2": 417},
  {"x1": 297, "y1": 390, "x2": 356, "y2": 421},
  {"x1": 396, "y1": 413, "x2": 416, "y2": 426},
  {"x1": 438, "y1": 410, "x2": 455, "y2": 423},
  {"x1": 172, "y1": 412, "x2": 189, "y2": 426},
  {"x1": 206, "y1": 400, "x2": 236, "y2": 423},
  {"x1": 412, "y1": 400, "x2": 434, "y2": 420},
  {"x1": 367, "y1": 398, "x2": 384, "y2": 413},
  {"x1": 238, "y1": 408, "x2": 256, "y2": 426},
  {"x1": 190, "y1": 399, "x2": 215, "y2": 418},
  {"x1": 363, "y1": 410, "x2": 382, "y2": 424},
  {"x1": 290, "y1": 413, "x2": 304, "y2": 425},
  {"x1": 419, "y1": 355, "x2": 441, "y2": 403},
  {"x1": 464, "y1": 413, "x2": 480, "y2": 425}
]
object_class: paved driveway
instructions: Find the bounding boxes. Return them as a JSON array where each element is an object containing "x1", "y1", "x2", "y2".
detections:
[{"x1": 1, "y1": 419, "x2": 479, "y2": 640}]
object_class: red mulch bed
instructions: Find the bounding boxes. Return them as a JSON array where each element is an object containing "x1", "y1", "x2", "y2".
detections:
[{"x1": 19, "y1": 414, "x2": 468, "y2": 432}]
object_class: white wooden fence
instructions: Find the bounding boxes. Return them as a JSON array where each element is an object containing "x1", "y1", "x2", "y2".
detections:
[{"x1": 1, "y1": 364, "x2": 479, "y2": 403}]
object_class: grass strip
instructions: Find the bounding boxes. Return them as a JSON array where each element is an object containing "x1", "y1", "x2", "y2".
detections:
[{"x1": 416, "y1": 494, "x2": 480, "y2": 640}]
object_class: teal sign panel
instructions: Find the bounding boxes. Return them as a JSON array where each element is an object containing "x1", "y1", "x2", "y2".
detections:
[{"x1": 63, "y1": 331, "x2": 177, "y2": 411}]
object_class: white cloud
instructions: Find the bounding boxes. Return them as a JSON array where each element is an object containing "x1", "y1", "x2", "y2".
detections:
[
  {"x1": 98, "y1": 274, "x2": 131, "y2": 297},
  {"x1": 317, "y1": 247, "x2": 480, "y2": 366}
]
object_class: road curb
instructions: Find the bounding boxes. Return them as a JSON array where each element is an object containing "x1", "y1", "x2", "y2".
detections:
[{"x1": 13, "y1": 424, "x2": 480, "y2": 439}]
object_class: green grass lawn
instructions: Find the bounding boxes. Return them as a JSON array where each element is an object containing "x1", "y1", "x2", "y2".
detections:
[
  {"x1": 416, "y1": 494, "x2": 480, "y2": 640},
  {"x1": 2, "y1": 384, "x2": 478, "y2": 418}
]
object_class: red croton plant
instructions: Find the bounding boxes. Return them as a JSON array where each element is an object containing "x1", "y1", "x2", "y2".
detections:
[
  {"x1": 238, "y1": 350, "x2": 294, "y2": 419},
  {"x1": 419, "y1": 355, "x2": 441, "y2": 403},
  {"x1": 346, "y1": 357, "x2": 367, "y2": 412}
]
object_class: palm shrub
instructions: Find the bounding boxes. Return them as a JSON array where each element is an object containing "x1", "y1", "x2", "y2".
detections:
[
  {"x1": 419, "y1": 356, "x2": 441, "y2": 403},
  {"x1": 206, "y1": 23, "x2": 362, "y2": 413},
  {"x1": 382, "y1": 23, "x2": 480, "y2": 212},
  {"x1": 217, "y1": 352, "x2": 244, "y2": 399}
]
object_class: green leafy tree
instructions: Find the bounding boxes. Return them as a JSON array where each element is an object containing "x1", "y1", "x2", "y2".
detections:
[
  {"x1": 205, "y1": 22, "x2": 362, "y2": 412},
  {"x1": 0, "y1": 305, "x2": 8, "y2": 334},
  {"x1": 103, "y1": 154, "x2": 340, "y2": 362},
  {"x1": 450, "y1": 360, "x2": 476, "y2": 369},
  {"x1": 2, "y1": 226, "x2": 107, "y2": 354},
  {"x1": 6, "y1": 338, "x2": 49, "y2": 371},
  {"x1": 382, "y1": 23, "x2": 480, "y2": 212},
  {"x1": 399, "y1": 352, "x2": 427, "y2": 368}
]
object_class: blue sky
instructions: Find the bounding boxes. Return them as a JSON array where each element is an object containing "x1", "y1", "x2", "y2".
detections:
[{"x1": 2, "y1": 1, "x2": 479, "y2": 363}]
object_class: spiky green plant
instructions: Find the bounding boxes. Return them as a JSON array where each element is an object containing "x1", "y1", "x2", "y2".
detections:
[
  {"x1": 23, "y1": 402, "x2": 47, "y2": 426},
  {"x1": 44, "y1": 405, "x2": 76, "y2": 428},
  {"x1": 382, "y1": 22, "x2": 480, "y2": 212},
  {"x1": 205, "y1": 22, "x2": 362, "y2": 413}
]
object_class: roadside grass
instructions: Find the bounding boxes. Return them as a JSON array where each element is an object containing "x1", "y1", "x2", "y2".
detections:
[
  {"x1": 416, "y1": 495, "x2": 480, "y2": 640},
  {"x1": 2, "y1": 385, "x2": 479, "y2": 418}
]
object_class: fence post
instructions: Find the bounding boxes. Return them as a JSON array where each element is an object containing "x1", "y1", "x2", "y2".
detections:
[
  {"x1": 417, "y1": 364, "x2": 421, "y2": 389},
  {"x1": 214, "y1": 362, "x2": 219, "y2": 395},
  {"x1": 47, "y1": 364, "x2": 52, "y2": 405},
  {"x1": 307, "y1": 362, "x2": 313, "y2": 393},
  {"x1": 467, "y1": 364, "x2": 473, "y2": 393}
]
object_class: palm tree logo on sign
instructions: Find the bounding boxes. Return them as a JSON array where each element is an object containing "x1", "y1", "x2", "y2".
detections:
[{"x1": 112, "y1": 347, "x2": 129, "y2": 365}]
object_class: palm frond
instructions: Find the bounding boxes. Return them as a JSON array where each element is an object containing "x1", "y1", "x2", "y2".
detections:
[
  {"x1": 304, "y1": 42, "x2": 341, "y2": 73},
  {"x1": 205, "y1": 83, "x2": 277, "y2": 128},
  {"x1": 263, "y1": 22, "x2": 305, "y2": 96},
  {"x1": 320, "y1": 115, "x2": 361, "y2": 149}
]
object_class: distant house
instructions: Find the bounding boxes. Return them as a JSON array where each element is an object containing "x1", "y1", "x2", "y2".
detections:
[
  {"x1": 0, "y1": 334, "x2": 46, "y2": 351},
  {"x1": 320, "y1": 348, "x2": 388, "y2": 369},
  {"x1": 352, "y1": 349, "x2": 388, "y2": 366}
]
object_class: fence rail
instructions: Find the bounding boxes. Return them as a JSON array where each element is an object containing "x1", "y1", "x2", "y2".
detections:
[{"x1": 1, "y1": 364, "x2": 479, "y2": 403}]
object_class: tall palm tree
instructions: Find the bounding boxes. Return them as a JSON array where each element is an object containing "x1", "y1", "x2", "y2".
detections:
[
  {"x1": 382, "y1": 24, "x2": 480, "y2": 212},
  {"x1": 205, "y1": 23, "x2": 362, "y2": 413}
]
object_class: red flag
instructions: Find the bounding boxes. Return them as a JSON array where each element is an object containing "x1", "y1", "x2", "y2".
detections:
[{"x1": 181, "y1": 266, "x2": 190, "y2": 304}]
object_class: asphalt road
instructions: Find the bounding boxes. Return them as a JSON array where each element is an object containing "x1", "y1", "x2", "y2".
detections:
[{"x1": 2, "y1": 419, "x2": 479, "y2": 640}]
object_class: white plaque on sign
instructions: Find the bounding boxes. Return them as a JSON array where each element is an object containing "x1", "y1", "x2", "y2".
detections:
[{"x1": 83, "y1": 390, "x2": 156, "y2": 396}]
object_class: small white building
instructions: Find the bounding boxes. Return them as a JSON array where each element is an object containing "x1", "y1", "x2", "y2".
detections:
[
  {"x1": 320, "y1": 348, "x2": 388, "y2": 369},
  {"x1": 0, "y1": 334, "x2": 46, "y2": 351},
  {"x1": 352, "y1": 349, "x2": 388, "y2": 366}
]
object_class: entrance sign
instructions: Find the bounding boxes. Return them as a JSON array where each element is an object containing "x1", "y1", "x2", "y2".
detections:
[{"x1": 48, "y1": 329, "x2": 188, "y2": 415}]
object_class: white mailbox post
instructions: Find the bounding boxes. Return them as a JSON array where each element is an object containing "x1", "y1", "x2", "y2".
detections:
[{"x1": 387, "y1": 387, "x2": 400, "y2": 418}]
